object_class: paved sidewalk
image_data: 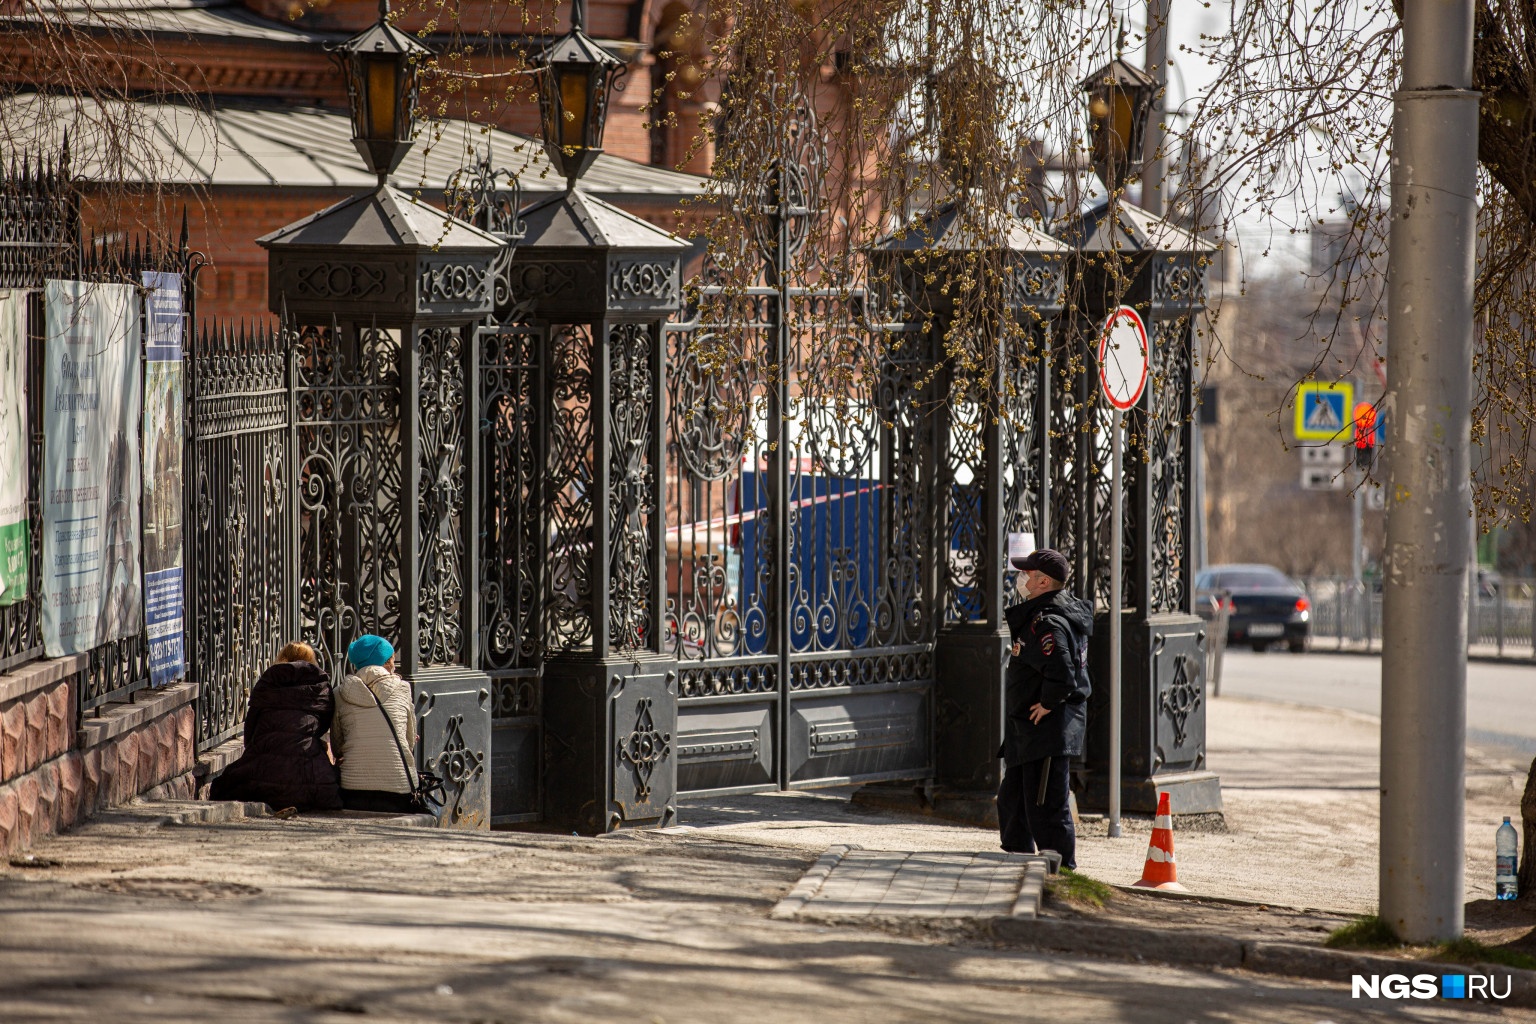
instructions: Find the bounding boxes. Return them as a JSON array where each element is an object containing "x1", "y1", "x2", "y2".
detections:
[
  {"x1": 670, "y1": 694, "x2": 1526, "y2": 915},
  {"x1": 0, "y1": 693, "x2": 1529, "y2": 1021},
  {"x1": 770, "y1": 847, "x2": 1049, "y2": 919}
]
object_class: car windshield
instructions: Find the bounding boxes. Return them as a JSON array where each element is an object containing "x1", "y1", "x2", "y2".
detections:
[{"x1": 1212, "y1": 569, "x2": 1292, "y2": 589}]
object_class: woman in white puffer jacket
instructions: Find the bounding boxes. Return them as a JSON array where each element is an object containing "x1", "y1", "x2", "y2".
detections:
[{"x1": 329, "y1": 634, "x2": 417, "y2": 813}]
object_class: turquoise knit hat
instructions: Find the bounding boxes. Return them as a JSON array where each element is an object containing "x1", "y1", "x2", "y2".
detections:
[{"x1": 347, "y1": 634, "x2": 394, "y2": 669}]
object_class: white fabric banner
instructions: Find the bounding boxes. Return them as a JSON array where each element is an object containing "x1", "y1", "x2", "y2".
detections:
[
  {"x1": 0, "y1": 291, "x2": 28, "y2": 607},
  {"x1": 42, "y1": 280, "x2": 143, "y2": 656}
]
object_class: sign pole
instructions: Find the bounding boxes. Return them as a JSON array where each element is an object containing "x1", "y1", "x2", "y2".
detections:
[
  {"x1": 1096, "y1": 304, "x2": 1146, "y2": 842},
  {"x1": 1108, "y1": 406, "x2": 1123, "y2": 839}
]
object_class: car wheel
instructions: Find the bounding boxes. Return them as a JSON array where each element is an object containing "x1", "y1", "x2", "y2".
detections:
[
  {"x1": 1250, "y1": 642, "x2": 1269, "y2": 653},
  {"x1": 1287, "y1": 637, "x2": 1308, "y2": 654}
]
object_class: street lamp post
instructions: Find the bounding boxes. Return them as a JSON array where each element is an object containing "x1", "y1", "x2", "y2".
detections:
[
  {"x1": 259, "y1": 2, "x2": 506, "y2": 829},
  {"x1": 332, "y1": 0, "x2": 430, "y2": 185},
  {"x1": 1065, "y1": 60, "x2": 1222, "y2": 820},
  {"x1": 1081, "y1": 59, "x2": 1157, "y2": 197},
  {"x1": 534, "y1": 0, "x2": 626, "y2": 189},
  {"x1": 505, "y1": 0, "x2": 687, "y2": 834}
]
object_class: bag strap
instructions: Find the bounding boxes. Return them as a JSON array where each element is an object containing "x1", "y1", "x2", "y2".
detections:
[{"x1": 361, "y1": 677, "x2": 416, "y2": 787}]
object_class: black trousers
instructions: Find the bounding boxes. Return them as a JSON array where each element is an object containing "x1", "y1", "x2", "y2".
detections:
[{"x1": 997, "y1": 756, "x2": 1075, "y2": 869}]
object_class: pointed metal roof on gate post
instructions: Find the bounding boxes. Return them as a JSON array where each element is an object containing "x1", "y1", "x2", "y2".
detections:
[{"x1": 258, "y1": 181, "x2": 506, "y2": 325}]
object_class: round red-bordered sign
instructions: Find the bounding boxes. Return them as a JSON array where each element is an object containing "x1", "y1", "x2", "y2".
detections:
[{"x1": 1097, "y1": 306, "x2": 1150, "y2": 411}]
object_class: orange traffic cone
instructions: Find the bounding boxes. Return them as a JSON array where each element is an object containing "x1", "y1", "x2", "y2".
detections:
[{"x1": 1133, "y1": 792, "x2": 1188, "y2": 891}]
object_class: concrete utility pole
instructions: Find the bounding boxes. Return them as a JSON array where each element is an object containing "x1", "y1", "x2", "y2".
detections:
[
  {"x1": 1142, "y1": 0, "x2": 1168, "y2": 217},
  {"x1": 1380, "y1": 0, "x2": 1478, "y2": 943}
]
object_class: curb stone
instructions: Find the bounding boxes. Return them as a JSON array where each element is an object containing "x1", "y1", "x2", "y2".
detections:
[
  {"x1": 141, "y1": 801, "x2": 438, "y2": 829},
  {"x1": 988, "y1": 916, "x2": 1536, "y2": 1008}
]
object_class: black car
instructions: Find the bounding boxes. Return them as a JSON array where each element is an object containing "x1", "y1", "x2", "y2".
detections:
[{"x1": 1195, "y1": 563, "x2": 1311, "y2": 653}]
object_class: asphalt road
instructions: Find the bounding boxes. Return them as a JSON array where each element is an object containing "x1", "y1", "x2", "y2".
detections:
[{"x1": 1217, "y1": 648, "x2": 1536, "y2": 755}]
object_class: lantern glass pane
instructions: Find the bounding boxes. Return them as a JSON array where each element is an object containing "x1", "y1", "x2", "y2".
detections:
[
  {"x1": 559, "y1": 68, "x2": 590, "y2": 148},
  {"x1": 1111, "y1": 89, "x2": 1135, "y2": 153},
  {"x1": 366, "y1": 58, "x2": 398, "y2": 140}
]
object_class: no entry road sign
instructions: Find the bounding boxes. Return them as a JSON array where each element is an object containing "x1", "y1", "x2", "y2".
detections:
[
  {"x1": 1294, "y1": 381, "x2": 1355, "y2": 441},
  {"x1": 1097, "y1": 306, "x2": 1149, "y2": 410}
]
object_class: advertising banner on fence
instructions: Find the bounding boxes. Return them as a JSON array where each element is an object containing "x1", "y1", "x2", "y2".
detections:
[
  {"x1": 42, "y1": 280, "x2": 143, "y2": 657},
  {"x1": 142, "y1": 271, "x2": 185, "y2": 685},
  {"x1": 0, "y1": 291, "x2": 28, "y2": 607}
]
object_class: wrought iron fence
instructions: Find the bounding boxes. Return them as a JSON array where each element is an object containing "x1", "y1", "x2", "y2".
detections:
[
  {"x1": 1, "y1": 144, "x2": 203, "y2": 719},
  {"x1": 186, "y1": 320, "x2": 290, "y2": 747},
  {"x1": 1300, "y1": 575, "x2": 1536, "y2": 660}
]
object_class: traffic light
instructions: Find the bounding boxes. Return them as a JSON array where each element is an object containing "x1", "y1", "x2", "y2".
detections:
[{"x1": 1353, "y1": 402, "x2": 1377, "y2": 470}]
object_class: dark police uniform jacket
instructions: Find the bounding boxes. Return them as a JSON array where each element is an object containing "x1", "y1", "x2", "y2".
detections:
[{"x1": 1001, "y1": 588, "x2": 1094, "y2": 766}]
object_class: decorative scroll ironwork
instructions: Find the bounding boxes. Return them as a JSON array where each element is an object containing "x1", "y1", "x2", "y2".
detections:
[
  {"x1": 874, "y1": 339, "x2": 933, "y2": 646},
  {"x1": 416, "y1": 326, "x2": 467, "y2": 665},
  {"x1": 1090, "y1": 394, "x2": 1129, "y2": 611},
  {"x1": 1000, "y1": 326, "x2": 1042, "y2": 599},
  {"x1": 432, "y1": 713, "x2": 486, "y2": 823},
  {"x1": 188, "y1": 321, "x2": 290, "y2": 745},
  {"x1": 479, "y1": 327, "x2": 544, "y2": 672},
  {"x1": 446, "y1": 150, "x2": 525, "y2": 313},
  {"x1": 663, "y1": 320, "x2": 767, "y2": 670},
  {"x1": 293, "y1": 320, "x2": 402, "y2": 673},
  {"x1": 1046, "y1": 335, "x2": 1086, "y2": 583},
  {"x1": 607, "y1": 321, "x2": 655, "y2": 652},
  {"x1": 943, "y1": 393, "x2": 984, "y2": 622},
  {"x1": 609, "y1": 260, "x2": 679, "y2": 304},
  {"x1": 788, "y1": 648, "x2": 934, "y2": 690},
  {"x1": 617, "y1": 696, "x2": 670, "y2": 803},
  {"x1": 1147, "y1": 318, "x2": 1191, "y2": 615},
  {"x1": 545, "y1": 324, "x2": 594, "y2": 651},
  {"x1": 1159, "y1": 651, "x2": 1202, "y2": 747},
  {"x1": 419, "y1": 263, "x2": 490, "y2": 305}
]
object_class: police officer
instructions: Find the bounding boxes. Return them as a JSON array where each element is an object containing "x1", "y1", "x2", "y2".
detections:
[{"x1": 999, "y1": 548, "x2": 1093, "y2": 869}]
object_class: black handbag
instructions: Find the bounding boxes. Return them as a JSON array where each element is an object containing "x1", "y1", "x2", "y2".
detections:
[{"x1": 364, "y1": 681, "x2": 446, "y2": 815}]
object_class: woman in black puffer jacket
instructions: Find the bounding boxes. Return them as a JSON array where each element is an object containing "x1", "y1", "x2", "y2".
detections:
[{"x1": 209, "y1": 643, "x2": 342, "y2": 811}]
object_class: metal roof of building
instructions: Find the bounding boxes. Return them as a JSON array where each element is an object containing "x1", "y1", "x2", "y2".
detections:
[
  {"x1": 14, "y1": 0, "x2": 643, "y2": 56},
  {"x1": 29, "y1": 0, "x2": 337, "y2": 45},
  {"x1": 2, "y1": 93, "x2": 706, "y2": 200}
]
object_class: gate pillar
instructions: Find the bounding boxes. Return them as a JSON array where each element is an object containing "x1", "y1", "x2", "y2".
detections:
[
  {"x1": 500, "y1": 187, "x2": 686, "y2": 833},
  {"x1": 875, "y1": 195, "x2": 1066, "y2": 795},
  {"x1": 259, "y1": 183, "x2": 505, "y2": 828},
  {"x1": 1057, "y1": 198, "x2": 1223, "y2": 816}
]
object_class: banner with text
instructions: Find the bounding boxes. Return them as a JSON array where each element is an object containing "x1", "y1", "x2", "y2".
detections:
[
  {"x1": 0, "y1": 291, "x2": 28, "y2": 606},
  {"x1": 142, "y1": 271, "x2": 185, "y2": 685},
  {"x1": 42, "y1": 280, "x2": 143, "y2": 656}
]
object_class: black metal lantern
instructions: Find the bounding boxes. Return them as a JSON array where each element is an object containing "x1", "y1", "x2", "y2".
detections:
[
  {"x1": 535, "y1": 0, "x2": 625, "y2": 187},
  {"x1": 333, "y1": 0, "x2": 431, "y2": 182},
  {"x1": 1079, "y1": 59, "x2": 1156, "y2": 191}
]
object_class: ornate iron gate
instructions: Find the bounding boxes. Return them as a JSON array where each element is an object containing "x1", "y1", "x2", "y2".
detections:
[
  {"x1": 187, "y1": 321, "x2": 290, "y2": 747},
  {"x1": 663, "y1": 274, "x2": 935, "y2": 794}
]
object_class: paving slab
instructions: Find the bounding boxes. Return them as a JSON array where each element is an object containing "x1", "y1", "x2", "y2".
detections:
[{"x1": 771, "y1": 845, "x2": 1052, "y2": 920}]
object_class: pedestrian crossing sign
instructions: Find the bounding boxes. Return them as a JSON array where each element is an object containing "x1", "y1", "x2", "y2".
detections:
[{"x1": 1294, "y1": 382, "x2": 1354, "y2": 441}]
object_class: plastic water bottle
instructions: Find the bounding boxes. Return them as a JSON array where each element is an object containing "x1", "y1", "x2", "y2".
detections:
[{"x1": 1497, "y1": 817, "x2": 1519, "y2": 900}]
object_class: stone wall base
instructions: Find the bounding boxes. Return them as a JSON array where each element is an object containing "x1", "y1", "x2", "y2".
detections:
[{"x1": 0, "y1": 679, "x2": 199, "y2": 856}]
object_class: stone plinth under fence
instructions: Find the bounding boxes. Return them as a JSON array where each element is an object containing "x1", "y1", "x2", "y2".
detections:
[{"x1": 0, "y1": 654, "x2": 197, "y2": 855}]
